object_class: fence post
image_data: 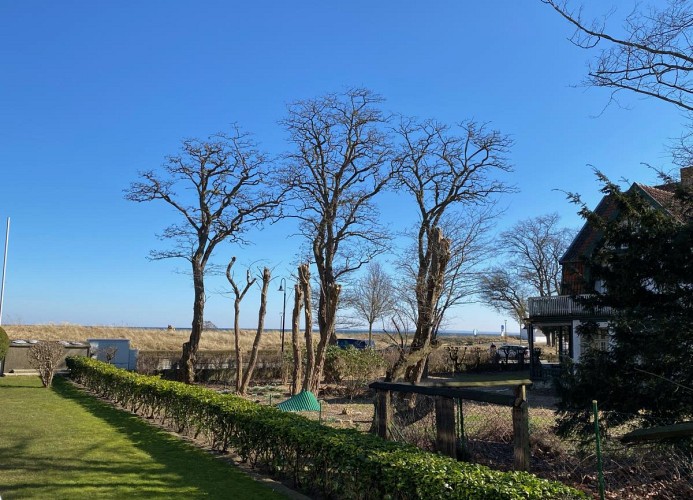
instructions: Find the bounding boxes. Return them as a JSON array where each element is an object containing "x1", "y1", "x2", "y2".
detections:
[
  {"x1": 435, "y1": 396, "x2": 457, "y2": 459},
  {"x1": 512, "y1": 384, "x2": 530, "y2": 471},
  {"x1": 376, "y1": 390, "x2": 391, "y2": 439},
  {"x1": 593, "y1": 400, "x2": 606, "y2": 500}
]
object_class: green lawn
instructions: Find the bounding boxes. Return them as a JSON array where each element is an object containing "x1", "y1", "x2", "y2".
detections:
[{"x1": 0, "y1": 376, "x2": 286, "y2": 499}]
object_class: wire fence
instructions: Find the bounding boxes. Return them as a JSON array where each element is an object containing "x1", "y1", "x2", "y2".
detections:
[{"x1": 386, "y1": 395, "x2": 692, "y2": 499}]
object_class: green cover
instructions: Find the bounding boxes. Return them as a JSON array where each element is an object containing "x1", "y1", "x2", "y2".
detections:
[{"x1": 277, "y1": 390, "x2": 321, "y2": 412}]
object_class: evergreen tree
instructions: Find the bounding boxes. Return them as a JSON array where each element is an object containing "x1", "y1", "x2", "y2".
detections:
[{"x1": 557, "y1": 171, "x2": 693, "y2": 433}]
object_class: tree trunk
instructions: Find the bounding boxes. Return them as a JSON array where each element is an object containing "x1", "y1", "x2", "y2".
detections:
[
  {"x1": 234, "y1": 297, "x2": 243, "y2": 392},
  {"x1": 300, "y1": 264, "x2": 314, "y2": 393},
  {"x1": 240, "y1": 268, "x2": 270, "y2": 394},
  {"x1": 407, "y1": 227, "x2": 451, "y2": 383},
  {"x1": 180, "y1": 261, "x2": 205, "y2": 384},
  {"x1": 310, "y1": 282, "x2": 341, "y2": 393},
  {"x1": 291, "y1": 283, "x2": 304, "y2": 395}
]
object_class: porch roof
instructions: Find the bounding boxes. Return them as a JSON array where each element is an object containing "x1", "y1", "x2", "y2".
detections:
[{"x1": 528, "y1": 295, "x2": 613, "y2": 322}]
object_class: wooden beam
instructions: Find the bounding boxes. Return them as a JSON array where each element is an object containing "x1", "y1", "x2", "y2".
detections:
[
  {"x1": 369, "y1": 381, "x2": 516, "y2": 406},
  {"x1": 512, "y1": 385, "x2": 530, "y2": 472},
  {"x1": 375, "y1": 390, "x2": 392, "y2": 440},
  {"x1": 435, "y1": 396, "x2": 457, "y2": 459},
  {"x1": 620, "y1": 421, "x2": 693, "y2": 443}
]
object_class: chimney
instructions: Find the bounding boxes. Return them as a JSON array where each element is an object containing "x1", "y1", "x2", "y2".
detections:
[{"x1": 682, "y1": 166, "x2": 693, "y2": 188}]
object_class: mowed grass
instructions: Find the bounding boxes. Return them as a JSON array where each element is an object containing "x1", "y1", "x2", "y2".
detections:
[{"x1": 0, "y1": 376, "x2": 285, "y2": 499}]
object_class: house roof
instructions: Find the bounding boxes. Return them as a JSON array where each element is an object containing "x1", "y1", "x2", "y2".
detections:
[{"x1": 561, "y1": 171, "x2": 689, "y2": 264}]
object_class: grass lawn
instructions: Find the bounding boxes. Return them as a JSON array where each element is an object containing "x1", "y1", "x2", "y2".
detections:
[{"x1": 0, "y1": 376, "x2": 286, "y2": 499}]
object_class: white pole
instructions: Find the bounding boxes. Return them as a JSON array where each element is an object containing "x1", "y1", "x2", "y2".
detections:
[{"x1": 0, "y1": 217, "x2": 9, "y2": 326}]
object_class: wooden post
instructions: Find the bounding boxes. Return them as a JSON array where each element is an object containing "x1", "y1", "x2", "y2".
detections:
[
  {"x1": 512, "y1": 384, "x2": 530, "y2": 471},
  {"x1": 435, "y1": 396, "x2": 457, "y2": 459},
  {"x1": 376, "y1": 390, "x2": 391, "y2": 439}
]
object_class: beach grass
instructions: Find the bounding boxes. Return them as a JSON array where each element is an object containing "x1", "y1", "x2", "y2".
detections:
[{"x1": 0, "y1": 376, "x2": 285, "y2": 499}]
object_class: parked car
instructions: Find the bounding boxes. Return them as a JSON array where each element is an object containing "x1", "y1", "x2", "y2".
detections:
[{"x1": 336, "y1": 338, "x2": 375, "y2": 350}]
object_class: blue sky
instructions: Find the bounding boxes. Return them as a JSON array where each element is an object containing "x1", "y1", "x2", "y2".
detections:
[{"x1": 0, "y1": 1, "x2": 686, "y2": 332}]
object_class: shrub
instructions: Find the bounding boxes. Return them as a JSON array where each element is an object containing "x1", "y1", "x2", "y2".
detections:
[
  {"x1": 66, "y1": 356, "x2": 586, "y2": 499},
  {"x1": 324, "y1": 346, "x2": 386, "y2": 397},
  {"x1": 28, "y1": 341, "x2": 65, "y2": 387},
  {"x1": 0, "y1": 326, "x2": 9, "y2": 360}
]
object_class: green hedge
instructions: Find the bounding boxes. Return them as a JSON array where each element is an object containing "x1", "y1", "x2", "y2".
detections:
[
  {"x1": 66, "y1": 356, "x2": 585, "y2": 499},
  {"x1": 0, "y1": 326, "x2": 9, "y2": 360}
]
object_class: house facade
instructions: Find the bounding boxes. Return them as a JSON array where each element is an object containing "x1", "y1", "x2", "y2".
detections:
[{"x1": 526, "y1": 167, "x2": 692, "y2": 378}]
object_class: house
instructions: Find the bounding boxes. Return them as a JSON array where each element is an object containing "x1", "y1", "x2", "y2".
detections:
[{"x1": 526, "y1": 166, "x2": 692, "y2": 377}]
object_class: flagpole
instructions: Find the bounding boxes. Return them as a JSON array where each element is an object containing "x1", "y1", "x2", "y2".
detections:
[{"x1": 0, "y1": 217, "x2": 10, "y2": 326}]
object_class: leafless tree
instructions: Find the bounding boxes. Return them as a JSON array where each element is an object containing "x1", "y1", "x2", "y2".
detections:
[
  {"x1": 343, "y1": 261, "x2": 396, "y2": 348},
  {"x1": 290, "y1": 282, "x2": 304, "y2": 395},
  {"x1": 28, "y1": 341, "x2": 65, "y2": 387},
  {"x1": 299, "y1": 263, "x2": 315, "y2": 392},
  {"x1": 478, "y1": 269, "x2": 529, "y2": 327},
  {"x1": 543, "y1": 0, "x2": 693, "y2": 112},
  {"x1": 236, "y1": 266, "x2": 271, "y2": 395},
  {"x1": 226, "y1": 257, "x2": 256, "y2": 393},
  {"x1": 125, "y1": 128, "x2": 282, "y2": 384},
  {"x1": 279, "y1": 88, "x2": 395, "y2": 393},
  {"x1": 479, "y1": 213, "x2": 573, "y2": 331},
  {"x1": 391, "y1": 118, "x2": 513, "y2": 383},
  {"x1": 396, "y1": 206, "x2": 498, "y2": 338}
]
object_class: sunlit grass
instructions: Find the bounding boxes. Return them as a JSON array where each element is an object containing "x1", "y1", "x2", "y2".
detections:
[{"x1": 0, "y1": 376, "x2": 285, "y2": 499}]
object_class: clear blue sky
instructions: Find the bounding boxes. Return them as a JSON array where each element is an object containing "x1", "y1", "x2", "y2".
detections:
[{"x1": 0, "y1": 1, "x2": 685, "y2": 332}]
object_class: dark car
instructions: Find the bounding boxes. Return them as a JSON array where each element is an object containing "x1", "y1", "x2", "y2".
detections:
[{"x1": 336, "y1": 338, "x2": 375, "y2": 350}]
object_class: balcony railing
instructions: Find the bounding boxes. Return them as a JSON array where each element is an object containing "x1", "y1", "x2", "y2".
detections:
[{"x1": 528, "y1": 295, "x2": 613, "y2": 318}]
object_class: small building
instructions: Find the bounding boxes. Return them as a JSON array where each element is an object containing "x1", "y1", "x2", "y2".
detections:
[
  {"x1": 2, "y1": 340, "x2": 90, "y2": 375},
  {"x1": 88, "y1": 338, "x2": 138, "y2": 370}
]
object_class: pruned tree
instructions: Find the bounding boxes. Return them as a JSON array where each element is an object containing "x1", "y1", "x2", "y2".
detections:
[
  {"x1": 343, "y1": 261, "x2": 396, "y2": 348},
  {"x1": 28, "y1": 341, "x2": 64, "y2": 387},
  {"x1": 543, "y1": 0, "x2": 693, "y2": 113},
  {"x1": 391, "y1": 118, "x2": 512, "y2": 383},
  {"x1": 290, "y1": 282, "x2": 304, "y2": 395},
  {"x1": 226, "y1": 256, "x2": 256, "y2": 393},
  {"x1": 125, "y1": 128, "x2": 282, "y2": 384},
  {"x1": 299, "y1": 263, "x2": 315, "y2": 392},
  {"x1": 280, "y1": 88, "x2": 395, "y2": 393},
  {"x1": 238, "y1": 267, "x2": 270, "y2": 395},
  {"x1": 479, "y1": 213, "x2": 573, "y2": 335}
]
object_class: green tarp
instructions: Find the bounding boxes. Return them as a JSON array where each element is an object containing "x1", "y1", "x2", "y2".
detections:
[{"x1": 276, "y1": 390, "x2": 321, "y2": 412}]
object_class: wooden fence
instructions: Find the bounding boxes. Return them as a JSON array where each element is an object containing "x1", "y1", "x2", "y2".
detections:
[{"x1": 369, "y1": 380, "x2": 531, "y2": 471}]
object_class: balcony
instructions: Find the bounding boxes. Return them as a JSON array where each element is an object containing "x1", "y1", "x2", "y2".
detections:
[{"x1": 528, "y1": 295, "x2": 613, "y2": 319}]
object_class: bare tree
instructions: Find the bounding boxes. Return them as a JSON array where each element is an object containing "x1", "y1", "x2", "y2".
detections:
[
  {"x1": 226, "y1": 257, "x2": 256, "y2": 393},
  {"x1": 391, "y1": 118, "x2": 513, "y2": 383},
  {"x1": 343, "y1": 261, "x2": 396, "y2": 348},
  {"x1": 478, "y1": 269, "x2": 529, "y2": 327},
  {"x1": 125, "y1": 128, "x2": 282, "y2": 384},
  {"x1": 299, "y1": 263, "x2": 315, "y2": 392},
  {"x1": 543, "y1": 0, "x2": 693, "y2": 112},
  {"x1": 290, "y1": 282, "x2": 304, "y2": 395},
  {"x1": 479, "y1": 213, "x2": 573, "y2": 331},
  {"x1": 28, "y1": 341, "x2": 64, "y2": 387},
  {"x1": 280, "y1": 88, "x2": 395, "y2": 393},
  {"x1": 238, "y1": 266, "x2": 270, "y2": 394}
]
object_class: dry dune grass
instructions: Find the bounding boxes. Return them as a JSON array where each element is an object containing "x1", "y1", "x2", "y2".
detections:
[
  {"x1": 3, "y1": 324, "x2": 285, "y2": 352},
  {"x1": 4, "y1": 323, "x2": 523, "y2": 354}
]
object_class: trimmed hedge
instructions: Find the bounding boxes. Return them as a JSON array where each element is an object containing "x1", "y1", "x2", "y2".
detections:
[
  {"x1": 0, "y1": 326, "x2": 8, "y2": 360},
  {"x1": 66, "y1": 356, "x2": 585, "y2": 499}
]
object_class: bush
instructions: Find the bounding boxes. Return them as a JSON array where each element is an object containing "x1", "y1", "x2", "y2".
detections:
[
  {"x1": 66, "y1": 356, "x2": 586, "y2": 499},
  {"x1": 0, "y1": 326, "x2": 9, "y2": 360},
  {"x1": 28, "y1": 341, "x2": 65, "y2": 387},
  {"x1": 324, "y1": 346, "x2": 386, "y2": 397}
]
